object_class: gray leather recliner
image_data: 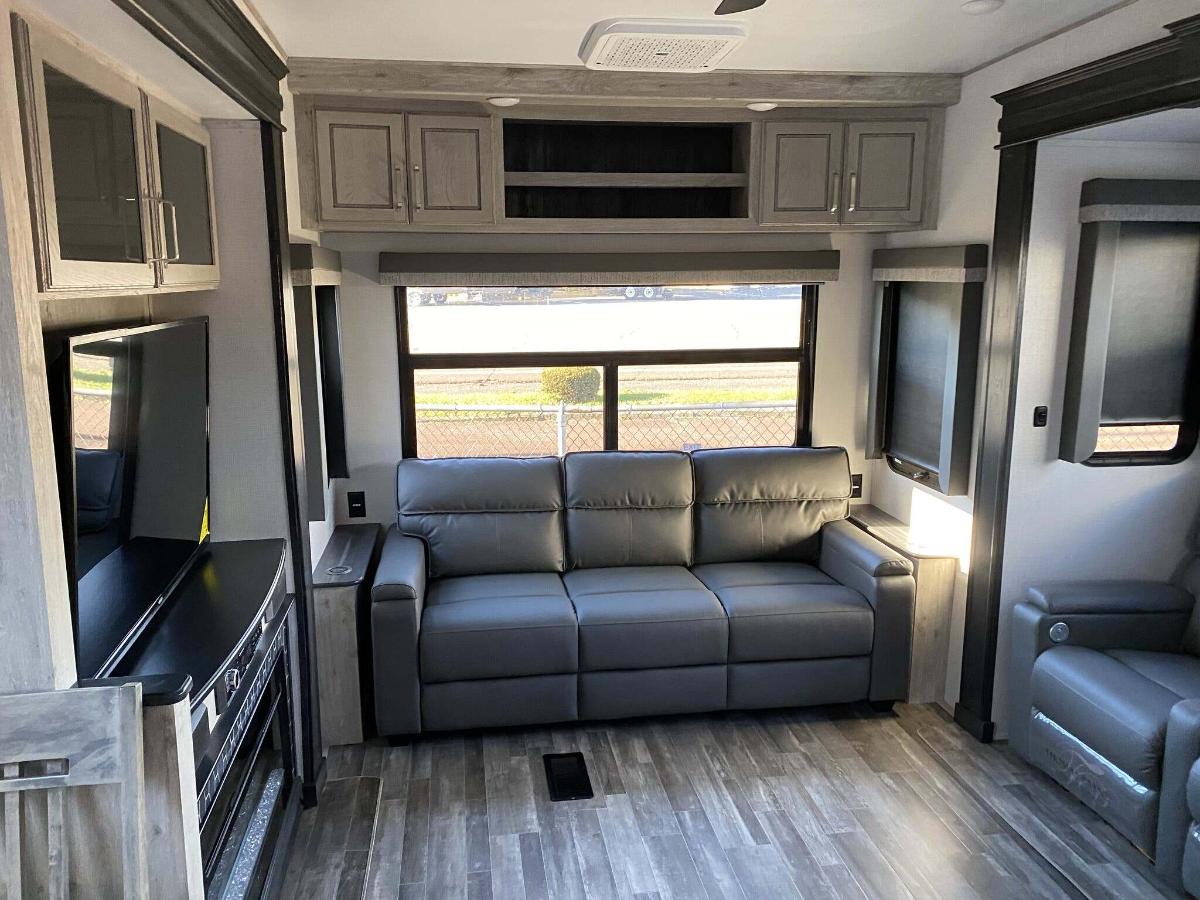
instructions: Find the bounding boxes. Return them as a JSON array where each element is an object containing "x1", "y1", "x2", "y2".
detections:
[
  {"x1": 1008, "y1": 524, "x2": 1200, "y2": 891},
  {"x1": 372, "y1": 446, "x2": 916, "y2": 738}
]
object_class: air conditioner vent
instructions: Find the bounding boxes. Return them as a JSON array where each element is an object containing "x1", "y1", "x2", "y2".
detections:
[{"x1": 579, "y1": 19, "x2": 748, "y2": 73}]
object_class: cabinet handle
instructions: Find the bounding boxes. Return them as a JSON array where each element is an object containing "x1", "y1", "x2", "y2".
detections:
[
  {"x1": 848, "y1": 172, "x2": 858, "y2": 213},
  {"x1": 393, "y1": 166, "x2": 405, "y2": 209},
  {"x1": 830, "y1": 172, "x2": 840, "y2": 214},
  {"x1": 413, "y1": 164, "x2": 421, "y2": 172}
]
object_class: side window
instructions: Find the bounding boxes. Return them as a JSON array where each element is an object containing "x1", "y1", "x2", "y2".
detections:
[{"x1": 1061, "y1": 204, "x2": 1200, "y2": 465}]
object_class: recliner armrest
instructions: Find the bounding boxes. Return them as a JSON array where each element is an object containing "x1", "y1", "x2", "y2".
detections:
[
  {"x1": 372, "y1": 527, "x2": 427, "y2": 603},
  {"x1": 1027, "y1": 581, "x2": 1193, "y2": 616},
  {"x1": 1156, "y1": 699, "x2": 1200, "y2": 889},
  {"x1": 819, "y1": 520, "x2": 914, "y2": 578}
]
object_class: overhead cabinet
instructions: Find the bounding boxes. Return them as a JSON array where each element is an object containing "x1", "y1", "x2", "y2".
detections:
[
  {"x1": 15, "y1": 18, "x2": 220, "y2": 294},
  {"x1": 760, "y1": 120, "x2": 928, "y2": 226},
  {"x1": 301, "y1": 102, "x2": 940, "y2": 233},
  {"x1": 314, "y1": 110, "x2": 495, "y2": 226}
]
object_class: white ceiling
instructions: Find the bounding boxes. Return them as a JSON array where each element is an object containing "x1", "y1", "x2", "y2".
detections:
[
  {"x1": 1068, "y1": 107, "x2": 1200, "y2": 143},
  {"x1": 252, "y1": 0, "x2": 1130, "y2": 74}
]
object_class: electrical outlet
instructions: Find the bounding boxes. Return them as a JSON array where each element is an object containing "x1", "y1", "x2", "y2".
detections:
[
  {"x1": 850, "y1": 474, "x2": 863, "y2": 499},
  {"x1": 347, "y1": 490, "x2": 367, "y2": 518}
]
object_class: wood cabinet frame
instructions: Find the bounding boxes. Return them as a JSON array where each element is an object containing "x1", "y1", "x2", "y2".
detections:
[
  {"x1": 146, "y1": 96, "x2": 220, "y2": 289},
  {"x1": 295, "y1": 96, "x2": 944, "y2": 234},
  {"x1": 14, "y1": 17, "x2": 158, "y2": 292},
  {"x1": 13, "y1": 15, "x2": 220, "y2": 296}
]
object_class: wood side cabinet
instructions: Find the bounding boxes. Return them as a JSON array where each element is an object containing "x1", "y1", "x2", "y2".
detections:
[
  {"x1": 760, "y1": 122, "x2": 844, "y2": 226},
  {"x1": 314, "y1": 110, "x2": 409, "y2": 225},
  {"x1": 313, "y1": 111, "x2": 496, "y2": 227},
  {"x1": 761, "y1": 119, "x2": 929, "y2": 228},
  {"x1": 14, "y1": 17, "x2": 219, "y2": 295},
  {"x1": 407, "y1": 114, "x2": 495, "y2": 225},
  {"x1": 844, "y1": 120, "x2": 928, "y2": 225},
  {"x1": 147, "y1": 98, "x2": 219, "y2": 289}
]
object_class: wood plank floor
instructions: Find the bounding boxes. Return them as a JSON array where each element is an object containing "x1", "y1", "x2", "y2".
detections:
[{"x1": 281, "y1": 703, "x2": 1186, "y2": 899}]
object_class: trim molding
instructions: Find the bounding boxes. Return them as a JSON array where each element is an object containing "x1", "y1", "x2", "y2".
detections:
[
  {"x1": 286, "y1": 57, "x2": 961, "y2": 108},
  {"x1": 109, "y1": 0, "x2": 288, "y2": 125},
  {"x1": 957, "y1": 143, "x2": 1038, "y2": 742},
  {"x1": 994, "y1": 14, "x2": 1200, "y2": 147}
]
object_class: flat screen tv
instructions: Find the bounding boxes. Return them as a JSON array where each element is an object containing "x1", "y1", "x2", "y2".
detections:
[{"x1": 46, "y1": 318, "x2": 210, "y2": 679}]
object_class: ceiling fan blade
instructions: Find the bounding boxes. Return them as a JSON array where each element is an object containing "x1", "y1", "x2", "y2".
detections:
[{"x1": 714, "y1": 0, "x2": 765, "y2": 14}]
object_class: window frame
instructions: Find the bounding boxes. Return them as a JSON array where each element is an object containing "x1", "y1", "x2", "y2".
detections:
[
  {"x1": 1060, "y1": 216, "x2": 1200, "y2": 468},
  {"x1": 393, "y1": 283, "x2": 819, "y2": 459}
]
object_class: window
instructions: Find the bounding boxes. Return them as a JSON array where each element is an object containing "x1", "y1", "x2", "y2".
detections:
[
  {"x1": 868, "y1": 262, "x2": 983, "y2": 497},
  {"x1": 1061, "y1": 216, "x2": 1200, "y2": 465},
  {"x1": 398, "y1": 284, "x2": 816, "y2": 458}
]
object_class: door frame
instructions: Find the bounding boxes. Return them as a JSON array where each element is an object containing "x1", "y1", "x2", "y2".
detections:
[{"x1": 955, "y1": 12, "x2": 1200, "y2": 742}]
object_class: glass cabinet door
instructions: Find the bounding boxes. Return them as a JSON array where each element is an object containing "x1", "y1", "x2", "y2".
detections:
[
  {"x1": 148, "y1": 98, "x2": 219, "y2": 288},
  {"x1": 20, "y1": 22, "x2": 156, "y2": 291}
]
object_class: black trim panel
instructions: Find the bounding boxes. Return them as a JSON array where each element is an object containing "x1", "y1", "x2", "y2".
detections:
[
  {"x1": 110, "y1": 0, "x2": 287, "y2": 125},
  {"x1": 994, "y1": 14, "x2": 1200, "y2": 147}
]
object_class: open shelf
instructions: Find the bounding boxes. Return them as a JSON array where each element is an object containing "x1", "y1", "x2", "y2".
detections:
[{"x1": 503, "y1": 119, "x2": 751, "y2": 220}]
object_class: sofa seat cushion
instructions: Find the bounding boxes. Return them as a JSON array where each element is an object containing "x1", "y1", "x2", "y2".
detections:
[
  {"x1": 1031, "y1": 646, "x2": 1200, "y2": 789},
  {"x1": 692, "y1": 562, "x2": 873, "y2": 662},
  {"x1": 563, "y1": 566, "x2": 727, "y2": 671},
  {"x1": 420, "y1": 573, "x2": 577, "y2": 683}
]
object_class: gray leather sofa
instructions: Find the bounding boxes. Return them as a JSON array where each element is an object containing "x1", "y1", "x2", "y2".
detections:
[
  {"x1": 372, "y1": 446, "x2": 915, "y2": 737},
  {"x1": 1008, "y1": 524, "x2": 1200, "y2": 890}
]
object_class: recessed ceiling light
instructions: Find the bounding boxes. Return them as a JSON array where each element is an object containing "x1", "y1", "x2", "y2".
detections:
[
  {"x1": 960, "y1": 0, "x2": 1004, "y2": 14},
  {"x1": 487, "y1": 97, "x2": 520, "y2": 108},
  {"x1": 746, "y1": 102, "x2": 778, "y2": 112}
]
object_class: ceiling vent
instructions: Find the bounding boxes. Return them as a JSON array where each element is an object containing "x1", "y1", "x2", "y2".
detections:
[{"x1": 579, "y1": 19, "x2": 748, "y2": 73}]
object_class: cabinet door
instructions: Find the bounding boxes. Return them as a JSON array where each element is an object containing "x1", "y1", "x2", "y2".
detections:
[
  {"x1": 760, "y1": 122, "x2": 844, "y2": 225},
  {"x1": 844, "y1": 121, "x2": 928, "y2": 225},
  {"x1": 314, "y1": 110, "x2": 408, "y2": 225},
  {"x1": 147, "y1": 98, "x2": 219, "y2": 288},
  {"x1": 18, "y1": 21, "x2": 156, "y2": 291},
  {"x1": 407, "y1": 115, "x2": 495, "y2": 225}
]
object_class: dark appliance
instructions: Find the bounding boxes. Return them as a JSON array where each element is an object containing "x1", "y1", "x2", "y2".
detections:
[{"x1": 45, "y1": 318, "x2": 211, "y2": 678}]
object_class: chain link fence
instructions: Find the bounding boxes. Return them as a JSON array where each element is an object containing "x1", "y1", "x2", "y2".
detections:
[
  {"x1": 73, "y1": 389, "x2": 112, "y2": 450},
  {"x1": 1094, "y1": 424, "x2": 1180, "y2": 454},
  {"x1": 415, "y1": 401, "x2": 795, "y2": 457}
]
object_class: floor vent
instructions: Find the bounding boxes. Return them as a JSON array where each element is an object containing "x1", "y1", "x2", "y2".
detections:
[{"x1": 543, "y1": 752, "x2": 594, "y2": 802}]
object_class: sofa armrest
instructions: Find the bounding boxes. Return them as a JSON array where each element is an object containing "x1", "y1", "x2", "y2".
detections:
[
  {"x1": 819, "y1": 520, "x2": 914, "y2": 578},
  {"x1": 1027, "y1": 581, "x2": 1193, "y2": 616},
  {"x1": 373, "y1": 528, "x2": 427, "y2": 603},
  {"x1": 819, "y1": 519, "x2": 915, "y2": 703},
  {"x1": 370, "y1": 527, "x2": 427, "y2": 736},
  {"x1": 1156, "y1": 699, "x2": 1200, "y2": 890}
]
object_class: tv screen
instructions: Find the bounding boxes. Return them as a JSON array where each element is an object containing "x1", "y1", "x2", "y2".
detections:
[{"x1": 52, "y1": 319, "x2": 210, "y2": 678}]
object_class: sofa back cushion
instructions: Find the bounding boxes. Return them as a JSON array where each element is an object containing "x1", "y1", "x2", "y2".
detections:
[
  {"x1": 692, "y1": 446, "x2": 851, "y2": 565},
  {"x1": 396, "y1": 456, "x2": 564, "y2": 578},
  {"x1": 564, "y1": 451, "x2": 693, "y2": 569}
]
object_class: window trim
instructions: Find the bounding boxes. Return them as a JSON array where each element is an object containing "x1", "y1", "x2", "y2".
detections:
[
  {"x1": 393, "y1": 283, "x2": 818, "y2": 458},
  {"x1": 1081, "y1": 422, "x2": 1199, "y2": 467}
]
